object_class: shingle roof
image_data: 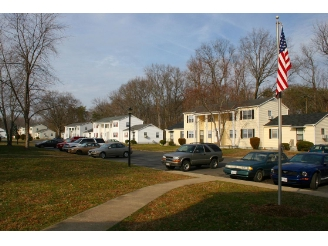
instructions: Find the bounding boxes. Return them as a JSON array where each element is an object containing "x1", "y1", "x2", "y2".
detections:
[
  {"x1": 96, "y1": 115, "x2": 129, "y2": 123},
  {"x1": 167, "y1": 122, "x2": 184, "y2": 130},
  {"x1": 264, "y1": 112, "x2": 328, "y2": 127},
  {"x1": 189, "y1": 97, "x2": 276, "y2": 113}
]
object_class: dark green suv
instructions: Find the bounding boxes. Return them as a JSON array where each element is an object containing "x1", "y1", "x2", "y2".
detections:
[
  {"x1": 309, "y1": 144, "x2": 328, "y2": 153},
  {"x1": 162, "y1": 143, "x2": 224, "y2": 171}
]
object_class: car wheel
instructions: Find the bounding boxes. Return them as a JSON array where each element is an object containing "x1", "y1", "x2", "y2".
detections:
[
  {"x1": 76, "y1": 150, "x2": 82, "y2": 155},
  {"x1": 273, "y1": 180, "x2": 278, "y2": 185},
  {"x1": 181, "y1": 160, "x2": 191, "y2": 172},
  {"x1": 210, "y1": 159, "x2": 218, "y2": 169},
  {"x1": 310, "y1": 172, "x2": 320, "y2": 190},
  {"x1": 253, "y1": 170, "x2": 264, "y2": 182},
  {"x1": 100, "y1": 152, "x2": 106, "y2": 159},
  {"x1": 123, "y1": 151, "x2": 129, "y2": 158},
  {"x1": 166, "y1": 166, "x2": 175, "y2": 170},
  {"x1": 40, "y1": 144, "x2": 44, "y2": 148}
]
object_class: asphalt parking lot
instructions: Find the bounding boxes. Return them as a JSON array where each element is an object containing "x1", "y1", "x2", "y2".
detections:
[{"x1": 107, "y1": 150, "x2": 328, "y2": 192}]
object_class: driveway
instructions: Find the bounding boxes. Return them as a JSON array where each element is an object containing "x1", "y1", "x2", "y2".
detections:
[{"x1": 112, "y1": 150, "x2": 328, "y2": 192}]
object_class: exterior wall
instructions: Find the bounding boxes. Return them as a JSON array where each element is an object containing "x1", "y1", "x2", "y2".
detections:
[
  {"x1": 136, "y1": 126, "x2": 163, "y2": 144},
  {"x1": 165, "y1": 128, "x2": 184, "y2": 145},
  {"x1": 183, "y1": 98, "x2": 289, "y2": 149},
  {"x1": 37, "y1": 129, "x2": 56, "y2": 139},
  {"x1": 64, "y1": 123, "x2": 92, "y2": 139},
  {"x1": 29, "y1": 124, "x2": 47, "y2": 138},
  {"x1": 92, "y1": 116, "x2": 143, "y2": 142},
  {"x1": 314, "y1": 117, "x2": 328, "y2": 144}
]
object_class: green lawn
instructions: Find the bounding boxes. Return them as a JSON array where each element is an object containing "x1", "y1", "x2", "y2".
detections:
[{"x1": 0, "y1": 141, "x2": 317, "y2": 231}]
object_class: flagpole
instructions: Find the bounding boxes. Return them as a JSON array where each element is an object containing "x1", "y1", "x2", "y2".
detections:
[{"x1": 276, "y1": 16, "x2": 282, "y2": 205}]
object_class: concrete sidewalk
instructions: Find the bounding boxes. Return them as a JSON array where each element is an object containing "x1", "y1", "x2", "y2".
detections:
[{"x1": 43, "y1": 172, "x2": 328, "y2": 231}]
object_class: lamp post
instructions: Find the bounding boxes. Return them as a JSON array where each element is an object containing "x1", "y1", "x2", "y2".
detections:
[{"x1": 128, "y1": 107, "x2": 132, "y2": 167}]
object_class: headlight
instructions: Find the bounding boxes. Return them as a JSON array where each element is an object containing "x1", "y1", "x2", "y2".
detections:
[
  {"x1": 302, "y1": 171, "x2": 308, "y2": 177},
  {"x1": 225, "y1": 165, "x2": 252, "y2": 170},
  {"x1": 271, "y1": 168, "x2": 274, "y2": 173},
  {"x1": 172, "y1": 157, "x2": 180, "y2": 162},
  {"x1": 162, "y1": 156, "x2": 166, "y2": 160}
]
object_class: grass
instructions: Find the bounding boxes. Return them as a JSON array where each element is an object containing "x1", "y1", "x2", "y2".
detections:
[
  {"x1": 0, "y1": 142, "x2": 190, "y2": 231},
  {"x1": 0, "y1": 141, "x2": 312, "y2": 231}
]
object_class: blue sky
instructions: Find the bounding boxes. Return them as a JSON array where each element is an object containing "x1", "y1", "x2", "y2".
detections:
[{"x1": 4, "y1": 1, "x2": 328, "y2": 110}]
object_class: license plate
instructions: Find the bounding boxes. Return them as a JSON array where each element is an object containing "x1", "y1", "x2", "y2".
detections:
[
  {"x1": 231, "y1": 170, "x2": 237, "y2": 174},
  {"x1": 281, "y1": 177, "x2": 287, "y2": 182},
  {"x1": 166, "y1": 163, "x2": 170, "y2": 166}
]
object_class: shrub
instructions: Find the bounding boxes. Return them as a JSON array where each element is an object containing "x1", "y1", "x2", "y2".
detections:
[
  {"x1": 125, "y1": 140, "x2": 138, "y2": 144},
  {"x1": 296, "y1": 140, "x2": 313, "y2": 151},
  {"x1": 20, "y1": 134, "x2": 26, "y2": 140},
  {"x1": 178, "y1": 138, "x2": 186, "y2": 145},
  {"x1": 250, "y1": 137, "x2": 260, "y2": 149},
  {"x1": 159, "y1": 140, "x2": 166, "y2": 145},
  {"x1": 282, "y1": 143, "x2": 290, "y2": 150},
  {"x1": 168, "y1": 140, "x2": 176, "y2": 146}
]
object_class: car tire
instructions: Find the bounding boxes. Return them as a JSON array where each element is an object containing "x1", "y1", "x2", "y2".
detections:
[
  {"x1": 181, "y1": 160, "x2": 191, "y2": 172},
  {"x1": 100, "y1": 152, "x2": 106, "y2": 159},
  {"x1": 166, "y1": 166, "x2": 175, "y2": 170},
  {"x1": 40, "y1": 145, "x2": 44, "y2": 148},
  {"x1": 253, "y1": 170, "x2": 264, "y2": 182},
  {"x1": 310, "y1": 172, "x2": 320, "y2": 190},
  {"x1": 210, "y1": 159, "x2": 218, "y2": 169},
  {"x1": 123, "y1": 151, "x2": 129, "y2": 158},
  {"x1": 76, "y1": 150, "x2": 82, "y2": 155},
  {"x1": 273, "y1": 180, "x2": 278, "y2": 185}
]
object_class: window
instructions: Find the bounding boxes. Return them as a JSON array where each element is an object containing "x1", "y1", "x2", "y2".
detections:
[
  {"x1": 156, "y1": 132, "x2": 159, "y2": 138},
  {"x1": 144, "y1": 132, "x2": 147, "y2": 138},
  {"x1": 126, "y1": 122, "x2": 130, "y2": 127},
  {"x1": 170, "y1": 132, "x2": 174, "y2": 141},
  {"x1": 113, "y1": 132, "x2": 118, "y2": 138},
  {"x1": 124, "y1": 132, "x2": 128, "y2": 138},
  {"x1": 180, "y1": 131, "x2": 184, "y2": 138},
  {"x1": 241, "y1": 129, "x2": 254, "y2": 139},
  {"x1": 187, "y1": 115, "x2": 194, "y2": 123},
  {"x1": 113, "y1": 122, "x2": 118, "y2": 127},
  {"x1": 208, "y1": 130, "x2": 212, "y2": 139},
  {"x1": 85, "y1": 127, "x2": 88, "y2": 130},
  {"x1": 229, "y1": 130, "x2": 236, "y2": 139},
  {"x1": 187, "y1": 131, "x2": 194, "y2": 138},
  {"x1": 269, "y1": 129, "x2": 278, "y2": 139},
  {"x1": 296, "y1": 128, "x2": 303, "y2": 141},
  {"x1": 321, "y1": 128, "x2": 325, "y2": 135},
  {"x1": 240, "y1": 110, "x2": 254, "y2": 120},
  {"x1": 208, "y1": 116, "x2": 213, "y2": 122},
  {"x1": 105, "y1": 124, "x2": 109, "y2": 129},
  {"x1": 268, "y1": 110, "x2": 272, "y2": 117}
]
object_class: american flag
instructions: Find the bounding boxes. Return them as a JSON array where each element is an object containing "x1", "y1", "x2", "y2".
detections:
[{"x1": 276, "y1": 27, "x2": 291, "y2": 96}]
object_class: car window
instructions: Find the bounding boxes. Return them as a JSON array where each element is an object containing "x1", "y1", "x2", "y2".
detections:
[
  {"x1": 195, "y1": 145, "x2": 204, "y2": 153},
  {"x1": 290, "y1": 154, "x2": 322, "y2": 164},
  {"x1": 177, "y1": 145, "x2": 196, "y2": 153},
  {"x1": 207, "y1": 144, "x2": 221, "y2": 152},
  {"x1": 96, "y1": 138, "x2": 105, "y2": 143},
  {"x1": 110, "y1": 144, "x2": 117, "y2": 148},
  {"x1": 324, "y1": 156, "x2": 328, "y2": 164},
  {"x1": 204, "y1": 145, "x2": 211, "y2": 152},
  {"x1": 117, "y1": 143, "x2": 125, "y2": 148}
]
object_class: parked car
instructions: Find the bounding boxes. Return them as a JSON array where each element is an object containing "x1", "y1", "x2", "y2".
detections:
[
  {"x1": 63, "y1": 138, "x2": 105, "y2": 152},
  {"x1": 271, "y1": 152, "x2": 328, "y2": 189},
  {"x1": 68, "y1": 142, "x2": 100, "y2": 155},
  {"x1": 35, "y1": 139, "x2": 63, "y2": 148},
  {"x1": 162, "y1": 143, "x2": 224, "y2": 172},
  {"x1": 88, "y1": 142, "x2": 132, "y2": 159},
  {"x1": 223, "y1": 151, "x2": 289, "y2": 182},
  {"x1": 56, "y1": 136, "x2": 83, "y2": 151},
  {"x1": 308, "y1": 144, "x2": 328, "y2": 153}
]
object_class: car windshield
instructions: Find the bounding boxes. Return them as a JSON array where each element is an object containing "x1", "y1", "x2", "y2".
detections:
[
  {"x1": 241, "y1": 152, "x2": 268, "y2": 161},
  {"x1": 101, "y1": 143, "x2": 111, "y2": 148},
  {"x1": 289, "y1": 154, "x2": 323, "y2": 164},
  {"x1": 73, "y1": 139, "x2": 83, "y2": 143},
  {"x1": 177, "y1": 145, "x2": 196, "y2": 153}
]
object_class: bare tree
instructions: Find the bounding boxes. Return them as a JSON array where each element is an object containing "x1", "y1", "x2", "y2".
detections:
[
  {"x1": 239, "y1": 28, "x2": 277, "y2": 99},
  {"x1": 313, "y1": 20, "x2": 328, "y2": 59},
  {"x1": 35, "y1": 91, "x2": 88, "y2": 137},
  {"x1": 0, "y1": 13, "x2": 66, "y2": 148}
]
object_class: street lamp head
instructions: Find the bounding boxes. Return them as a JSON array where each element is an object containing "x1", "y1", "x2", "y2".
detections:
[{"x1": 128, "y1": 107, "x2": 132, "y2": 114}]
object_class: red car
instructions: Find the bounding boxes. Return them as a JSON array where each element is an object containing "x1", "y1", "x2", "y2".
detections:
[{"x1": 56, "y1": 136, "x2": 83, "y2": 151}]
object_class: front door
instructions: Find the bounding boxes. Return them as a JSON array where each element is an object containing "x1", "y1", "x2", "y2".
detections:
[{"x1": 200, "y1": 130, "x2": 204, "y2": 143}]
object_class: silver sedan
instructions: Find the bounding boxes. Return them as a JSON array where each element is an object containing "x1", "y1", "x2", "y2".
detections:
[{"x1": 88, "y1": 142, "x2": 132, "y2": 159}]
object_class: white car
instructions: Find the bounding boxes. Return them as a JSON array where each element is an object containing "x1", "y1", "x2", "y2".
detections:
[{"x1": 62, "y1": 138, "x2": 105, "y2": 152}]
